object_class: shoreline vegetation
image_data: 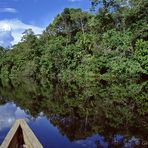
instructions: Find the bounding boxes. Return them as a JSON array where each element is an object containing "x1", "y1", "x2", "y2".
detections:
[{"x1": 0, "y1": 0, "x2": 147, "y2": 118}]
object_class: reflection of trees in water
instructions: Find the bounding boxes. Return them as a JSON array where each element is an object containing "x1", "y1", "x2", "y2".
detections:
[
  {"x1": 49, "y1": 113, "x2": 147, "y2": 147},
  {"x1": 0, "y1": 96, "x2": 7, "y2": 104},
  {"x1": 0, "y1": 78, "x2": 147, "y2": 146}
]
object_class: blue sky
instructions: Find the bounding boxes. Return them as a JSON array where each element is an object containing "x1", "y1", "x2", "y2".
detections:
[{"x1": 0, "y1": 0, "x2": 90, "y2": 47}]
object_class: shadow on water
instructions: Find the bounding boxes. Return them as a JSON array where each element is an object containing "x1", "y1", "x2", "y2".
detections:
[{"x1": 0, "y1": 78, "x2": 147, "y2": 147}]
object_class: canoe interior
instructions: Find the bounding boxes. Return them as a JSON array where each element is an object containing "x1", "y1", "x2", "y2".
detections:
[{"x1": 7, "y1": 126, "x2": 24, "y2": 148}]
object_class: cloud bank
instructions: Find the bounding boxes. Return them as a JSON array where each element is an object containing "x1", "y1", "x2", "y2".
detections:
[
  {"x1": 0, "y1": 30, "x2": 14, "y2": 48},
  {"x1": 0, "y1": 19, "x2": 44, "y2": 48}
]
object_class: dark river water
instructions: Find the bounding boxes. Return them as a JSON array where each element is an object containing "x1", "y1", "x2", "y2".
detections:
[{"x1": 0, "y1": 78, "x2": 147, "y2": 147}]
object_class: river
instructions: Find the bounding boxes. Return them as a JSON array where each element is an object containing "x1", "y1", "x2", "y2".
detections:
[{"x1": 0, "y1": 78, "x2": 147, "y2": 147}]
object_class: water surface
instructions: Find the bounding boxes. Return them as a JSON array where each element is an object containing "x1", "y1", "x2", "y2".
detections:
[{"x1": 0, "y1": 79, "x2": 147, "y2": 147}]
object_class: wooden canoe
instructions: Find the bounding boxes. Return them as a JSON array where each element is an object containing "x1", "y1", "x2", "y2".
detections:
[{"x1": 1, "y1": 119, "x2": 43, "y2": 148}]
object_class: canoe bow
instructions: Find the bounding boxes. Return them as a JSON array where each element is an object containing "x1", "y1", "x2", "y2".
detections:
[{"x1": 1, "y1": 119, "x2": 43, "y2": 148}]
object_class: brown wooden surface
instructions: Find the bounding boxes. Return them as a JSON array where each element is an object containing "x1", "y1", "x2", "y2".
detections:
[{"x1": 1, "y1": 119, "x2": 43, "y2": 148}]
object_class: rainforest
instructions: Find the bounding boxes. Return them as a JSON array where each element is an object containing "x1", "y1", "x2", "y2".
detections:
[{"x1": 0, "y1": 0, "x2": 148, "y2": 147}]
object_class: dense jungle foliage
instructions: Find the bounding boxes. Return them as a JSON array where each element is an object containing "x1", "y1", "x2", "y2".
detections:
[
  {"x1": 0, "y1": 0, "x2": 148, "y2": 81},
  {"x1": 0, "y1": 0, "x2": 148, "y2": 116}
]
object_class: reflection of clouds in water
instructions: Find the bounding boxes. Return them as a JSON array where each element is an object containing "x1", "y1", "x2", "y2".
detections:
[
  {"x1": 75, "y1": 135, "x2": 108, "y2": 148},
  {"x1": 75, "y1": 134, "x2": 140, "y2": 147},
  {"x1": 0, "y1": 103, "x2": 28, "y2": 130},
  {"x1": 124, "y1": 137, "x2": 140, "y2": 147}
]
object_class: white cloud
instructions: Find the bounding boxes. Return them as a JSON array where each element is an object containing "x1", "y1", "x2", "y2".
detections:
[
  {"x1": 0, "y1": 103, "x2": 16, "y2": 130},
  {"x1": 0, "y1": 8, "x2": 17, "y2": 13},
  {"x1": 0, "y1": 30, "x2": 14, "y2": 48},
  {"x1": 0, "y1": 103, "x2": 29, "y2": 131},
  {"x1": 0, "y1": 19, "x2": 44, "y2": 47}
]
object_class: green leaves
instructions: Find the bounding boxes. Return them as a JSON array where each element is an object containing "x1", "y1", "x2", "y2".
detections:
[
  {"x1": 102, "y1": 29, "x2": 132, "y2": 53},
  {"x1": 134, "y1": 39, "x2": 148, "y2": 73},
  {"x1": 109, "y1": 57, "x2": 143, "y2": 79}
]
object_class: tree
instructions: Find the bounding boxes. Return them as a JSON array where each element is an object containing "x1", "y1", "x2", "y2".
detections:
[
  {"x1": 44, "y1": 8, "x2": 90, "y2": 45},
  {"x1": 21, "y1": 29, "x2": 39, "y2": 49}
]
